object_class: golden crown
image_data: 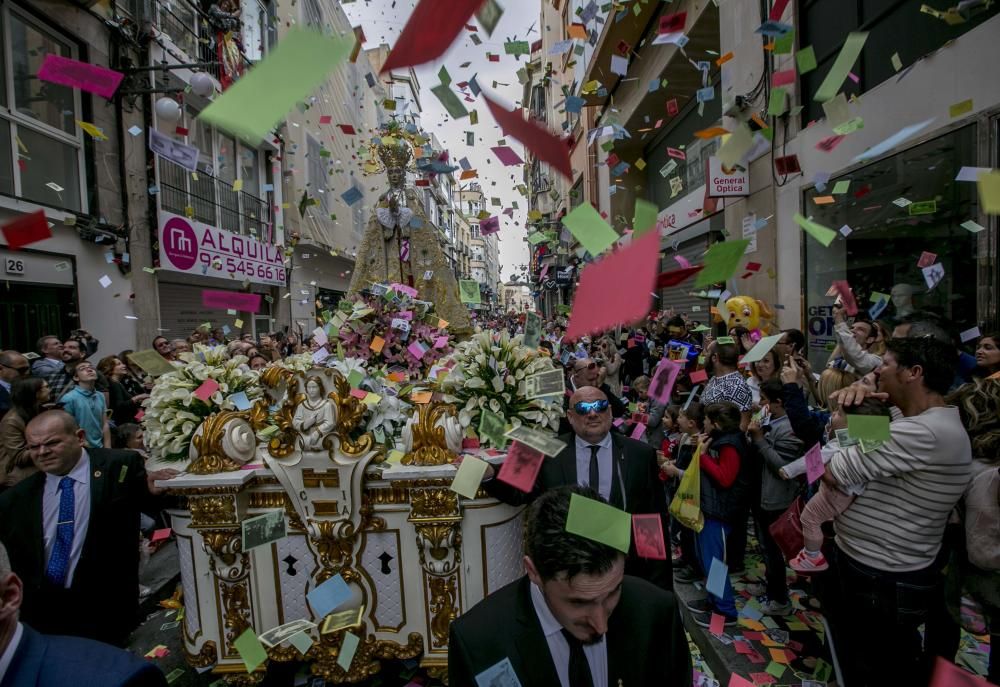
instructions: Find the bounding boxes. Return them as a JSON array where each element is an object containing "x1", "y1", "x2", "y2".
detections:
[{"x1": 377, "y1": 141, "x2": 412, "y2": 170}]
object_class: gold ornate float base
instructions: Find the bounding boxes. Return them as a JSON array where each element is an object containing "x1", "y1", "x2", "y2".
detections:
[{"x1": 159, "y1": 367, "x2": 525, "y2": 683}]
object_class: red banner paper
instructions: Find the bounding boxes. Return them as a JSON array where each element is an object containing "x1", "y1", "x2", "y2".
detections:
[
  {"x1": 201, "y1": 289, "x2": 262, "y2": 313},
  {"x1": 566, "y1": 230, "x2": 660, "y2": 340},
  {"x1": 1, "y1": 210, "x2": 51, "y2": 250},
  {"x1": 380, "y1": 0, "x2": 486, "y2": 73},
  {"x1": 484, "y1": 94, "x2": 572, "y2": 180},
  {"x1": 37, "y1": 54, "x2": 124, "y2": 99}
]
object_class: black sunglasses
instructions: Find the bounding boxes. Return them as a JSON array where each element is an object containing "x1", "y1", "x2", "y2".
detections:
[
  {"x1": 573, "y1": 362, "x2": 597, "y2": 373},
  {"x1": 1, "y1": 362, "x2": 30, "y2": 374}
]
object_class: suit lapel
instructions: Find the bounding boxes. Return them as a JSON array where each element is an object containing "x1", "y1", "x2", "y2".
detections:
[
  {"x1": 512, "y1": 578, "x2": 561, "y2": 687},
  {"x1": 25, "y1": 475, "x2": 45, "y2": 580},
  {"x1": 82, "y1": 451, "x2": 109, "y2": 560},
  {"x1": 606, "y1": 588, "x2": 638, "y2": 686},
  {"x1": 612, "y1": 435, "x2": 630, "y2": 510},
  {"x1": 1, "y1": 624, "x2": 46, "y2": 687},
  {"x1": 556, "y1": 436, "x2": 577, "y2": 486}
]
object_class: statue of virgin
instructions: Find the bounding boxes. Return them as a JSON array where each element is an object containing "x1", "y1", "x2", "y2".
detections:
[{"x1": 348, "y1": 127, "x2": 472, "y2": 335}]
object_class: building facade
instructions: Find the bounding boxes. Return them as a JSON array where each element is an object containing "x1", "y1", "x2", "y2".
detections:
[
  {"x1": 459, "y1": 182, "x2": 501, "y2": 311},
  {"x1": 0, "y1": 0, "x2": 486, "y2": 357},
  {"x1": 525, "y1": 0, "x2": 1000, "y2": 351}
]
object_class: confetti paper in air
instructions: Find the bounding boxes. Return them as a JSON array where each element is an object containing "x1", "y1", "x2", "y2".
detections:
[{"x1": 198, "y1": 28, "x2": 355, "y2": 144}]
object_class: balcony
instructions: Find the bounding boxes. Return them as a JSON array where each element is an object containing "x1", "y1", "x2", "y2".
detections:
[
  {"x1": 133, "y1": 0, "x2": 254, "y2": 85},
  {"x1": 158, "y1": 159, "x2": 272, "y2": 241}
]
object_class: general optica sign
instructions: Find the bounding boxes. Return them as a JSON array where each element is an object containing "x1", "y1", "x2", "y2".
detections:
[{"x1": 157, "y1": 212, "x2": 286, "y2": 286}]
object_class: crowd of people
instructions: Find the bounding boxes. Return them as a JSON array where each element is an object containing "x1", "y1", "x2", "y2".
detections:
[
  {"x1": 504, "y1": 305, "x2": 999, "y2": 687},
  {"x1": 0, "y1": 303, "x2": 997, "y2": 686}
]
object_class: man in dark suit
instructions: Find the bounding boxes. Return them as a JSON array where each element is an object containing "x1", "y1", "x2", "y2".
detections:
[
  {"x1": 0, "y1": 351, "x2": 30, "y2": 420},
  {"x1": 0, "y1": 541, "x2": 167, "y2": 687},
  {"x1": 484, "y1": 386, "x2": 672, "y2": 589},
  {"x1": 449, "y1": 485, "x2": 691, "y2": 687},
  {"x1": 0, "y1": 411, "x2": 176, "y2": 647}
]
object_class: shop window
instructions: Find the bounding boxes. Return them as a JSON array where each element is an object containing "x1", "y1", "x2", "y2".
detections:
[
  {"x1": 0, "y1": 8, "x2": 83, "y2": 210},
  {"x1": 801, "y1": 124, "x2": 982, "y2": 368},
  {"x1": 798, "y1": 0, "x2": 1000, "y2": 123}
]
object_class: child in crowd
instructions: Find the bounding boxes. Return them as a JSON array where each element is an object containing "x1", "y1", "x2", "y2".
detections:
[
  {"x1": 660, "y1": 403, "x2": 705, "y2": 581},
  {"x1": 781, "y1": 396, "x2": 891, "y2": 572},
  {"x1": 690, "y1": 402, "x2": 753, "y2": 625}
]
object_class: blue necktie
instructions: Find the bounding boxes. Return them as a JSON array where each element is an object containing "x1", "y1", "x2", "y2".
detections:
[{"x1": 45, "y1": 476, "x2": 75, "y2": 587}]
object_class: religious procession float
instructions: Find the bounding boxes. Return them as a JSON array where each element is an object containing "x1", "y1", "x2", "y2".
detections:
[{"x1": 144, "y1": 122, "x2": 564, "y2": 684}]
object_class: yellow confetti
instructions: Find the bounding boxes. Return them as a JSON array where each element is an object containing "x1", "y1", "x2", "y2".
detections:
[{"x1": 76, "y1": 120, "x2": 107, "y2": 140}]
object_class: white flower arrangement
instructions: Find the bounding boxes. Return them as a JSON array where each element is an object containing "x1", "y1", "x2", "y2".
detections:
[
  {"x1": 438, "y1": 331, "x2": 563, "y2": 434},
  {"x1": 272, "y1": 352, "x2": 315, "y2": 373},
  {"x1": 143, "y1": 345, "x2": 264, "y2": 463},
  {"x1": 327, "y1": 357, "x2": 413, "y2": 444}
]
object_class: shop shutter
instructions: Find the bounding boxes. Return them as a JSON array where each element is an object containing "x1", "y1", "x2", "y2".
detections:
[
  {"x1": 157, "y1": 282, "x2": 271, "y2": 340},
  {"x1": 657, "y1": 219, "x2": 721, "y2": 324}
]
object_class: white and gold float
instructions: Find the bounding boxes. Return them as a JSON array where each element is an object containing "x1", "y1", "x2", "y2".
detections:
[{"x1": 158, "y1": 365, "x2": 524, "y2": 684}]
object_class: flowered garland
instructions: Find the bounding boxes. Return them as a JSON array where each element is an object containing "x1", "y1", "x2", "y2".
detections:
[
  {"x1": 438, "y1": 331, "x2": 563, "y2": 434},
  {"x1": 142, "y1": 345, "x2": 263, "y2": 463}
]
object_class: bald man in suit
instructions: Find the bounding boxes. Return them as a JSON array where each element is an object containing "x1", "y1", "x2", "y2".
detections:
[{"x1": 0, "y1": 411, "x2": 175, "y2": 646}]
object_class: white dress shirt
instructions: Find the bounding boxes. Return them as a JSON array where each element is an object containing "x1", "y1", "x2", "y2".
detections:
[
  {"x1": 574, "y1": 433, "x2": 615, "y2": 502},
  {"x1": 42, "y1": 451, "x2": 92, "y2": 588},
  {"x1": 530, "y1": 582, "x2": 607, "y2": 687},
  {"x1": 0, "y1": 621, "x2": 23, "y2": 684}
]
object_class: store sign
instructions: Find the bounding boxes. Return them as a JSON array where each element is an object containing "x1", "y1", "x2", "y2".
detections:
[
  {"x1": 158, "y1": 211, "x2": 286, "y2": 286},
  {"x1": 658, "y1": 185, "x2": 706, "y2": 236},
  {"x1": 707, "y1": 156, "x2": 749, "y2": 197},
  {"x1": 555, "y1": 266, "x2": 574, "y2": 284}
]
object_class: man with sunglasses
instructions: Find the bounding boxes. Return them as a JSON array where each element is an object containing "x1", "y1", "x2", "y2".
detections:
[
  {"x1": 0, "y1": 351, "x2": 30, "y2": 420},
  {"x1": 485, "y1": 386, "x2": 671, "y2": 590},
  {"x1": 567, "y1": 357, "x2": 625, "y2": 417}
]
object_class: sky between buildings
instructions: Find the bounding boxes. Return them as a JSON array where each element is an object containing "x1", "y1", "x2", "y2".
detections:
[{"x1": 344, "y1": 0, "x2": 539, "y2": 282}]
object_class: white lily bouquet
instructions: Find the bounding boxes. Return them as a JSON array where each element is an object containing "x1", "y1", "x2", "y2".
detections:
[
  {"x1": 143, "y1": 344, "x2": 264, "y2": 463},
  {"x1": 438, "y1": 331, "x2": 562, "y2": 435},
  {"x1": 272, "y1": 352, "x2": 315, "y2": 373}
]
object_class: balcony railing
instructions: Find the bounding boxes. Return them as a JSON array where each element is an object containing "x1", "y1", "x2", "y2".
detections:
[
  {"x1": 133, "y1": 0, "x2": 253, "y2": 84},
  {"x1": 159, "y1": 159, "x2": 272, "y2": 242}
]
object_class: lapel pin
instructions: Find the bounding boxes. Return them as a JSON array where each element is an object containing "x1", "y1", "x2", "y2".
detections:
[{"x1": 93, "y1": 470, "x2": 102, "y2": 478}]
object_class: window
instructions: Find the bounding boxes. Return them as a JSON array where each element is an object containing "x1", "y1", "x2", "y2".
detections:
[
  {"x1": 643, "y1": 87, "x2": 722, "y2": 211},
  {"x1": 0, "y1": 7, "x2": 83, "y2": 210},
  {"x1": 306, "y1": 134, "x2": 329, "y2": 214},
  {"x1": 157, "y1": 107, "x2": 271, "y2": 236},
  {"x1": 801, "y1": 124, "x2": 984, "y2": 368},
  {"x1": 798, "y1": 0, "x2": 1000, "y2": 122},
  {"x1": 242, "y1": 0, "x2": 277, "y2": 61}
]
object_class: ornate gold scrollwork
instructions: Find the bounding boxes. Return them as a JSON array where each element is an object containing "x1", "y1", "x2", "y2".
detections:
[
  {"x1": 311, "y1": 624, "x2": 424, "y2": 684},
  {"x1": 201, "y1": 529, "x2": 249, "y2": 582},
  {"x1": 310, "y1": 520, "x2": 359, "y2": 583},
  {"x1": 190, "y1": 495, "x2": 238, "y2": 527},
  {"x1": 188, "y1": 410, "x2": 256, "y2": 475},
  {"x1": 409, "y1": 488, "x2": 460, "y2": 521},
  {"x1": 402, "y1": 402, "x2": 459, "y2": 466},
  {"x1": 266, "y1": 393, "x2": 304, "y2": 459},
  {"x1": 183, "y1": 639, "x2": 217, "y2": 668},
  {"x1": 328, "y1": 371, "x2": 376, "y2": 459},
  {"x1": 428, "y1": 574, "x2": 458, "y2": 648},
  {"x1": 220, "y1": 579, "x2": 252, "y2": 655}
]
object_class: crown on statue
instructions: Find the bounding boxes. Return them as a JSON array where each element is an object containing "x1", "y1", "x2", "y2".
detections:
[{"x1": 376, "y1": 141, "x2": 412, "y2": 170}]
